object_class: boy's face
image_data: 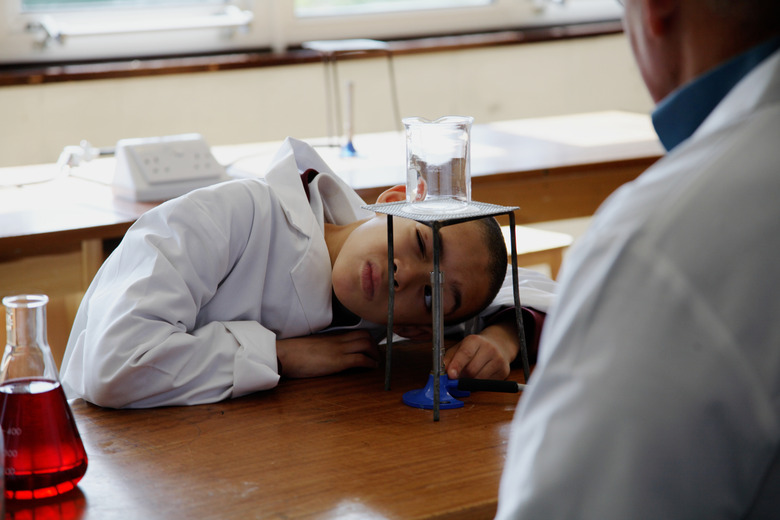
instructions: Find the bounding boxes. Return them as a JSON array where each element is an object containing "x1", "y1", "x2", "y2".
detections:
[{"x1": 331, "y1": 215, "x2": 493, "y2": 328}]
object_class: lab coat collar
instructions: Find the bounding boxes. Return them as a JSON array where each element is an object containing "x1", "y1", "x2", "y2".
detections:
[
  {"x1": 263, "y1": 137, "x2": 334, "y2": 234},
  {"x1": 309, "y1": 171, "x2": 374, "y2": 226},
  {"x1": 263, "y1": 137, "x2": 374, "y2": 232},
  {"x1": 690, "y1": 44, "x2": 780, "y2": 149},
  {"x1": 652, "y1": 37, "x2": 780, "y2": 152}
]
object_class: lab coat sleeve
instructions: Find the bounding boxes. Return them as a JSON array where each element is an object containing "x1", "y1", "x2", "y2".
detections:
[
  {"x1": 441, "y1": 268, "x2": 555, "y2": 364},
  {"x1": 484, "y1": 266, "x2": 557, "y2": 315},
  {"x1": 456, "y1": 266, "x2": 556, "y2": 337},
  {"x1": 61, "y1": 182, "x2": 281, "y2": 409}
]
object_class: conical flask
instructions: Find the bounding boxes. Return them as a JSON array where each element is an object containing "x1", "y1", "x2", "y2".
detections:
[{"x1": 0, "y1": 294, "x2": 88, "y2": 500}]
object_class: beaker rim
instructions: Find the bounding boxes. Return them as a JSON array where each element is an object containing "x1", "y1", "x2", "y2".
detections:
[
  {"x1": 2, "y1": 294, "x2": 49, "y2": 309},
  {"x1": 402, "y1": 115, "x2": 474, "y2": 126}
]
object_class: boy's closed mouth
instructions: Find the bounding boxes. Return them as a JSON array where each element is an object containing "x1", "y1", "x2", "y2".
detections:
[{"x1": 360, "y1": 261, "x2": 380, "y2": 300}]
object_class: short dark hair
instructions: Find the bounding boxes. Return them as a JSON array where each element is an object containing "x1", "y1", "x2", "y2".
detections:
[{"x1": 445, "y1": 216, "x2": 508, "y2": 325}]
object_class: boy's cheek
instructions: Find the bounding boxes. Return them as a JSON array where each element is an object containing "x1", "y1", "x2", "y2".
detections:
[{"x1": 391, "y1": 301, "x2": 420, "y2": 325}]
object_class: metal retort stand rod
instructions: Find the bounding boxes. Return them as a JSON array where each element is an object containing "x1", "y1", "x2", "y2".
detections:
[{"x1": 364, "y1": 201, "x2": 530, "y2": 421}]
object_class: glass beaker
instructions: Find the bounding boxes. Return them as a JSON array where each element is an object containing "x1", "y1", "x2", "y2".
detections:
[
  {"x1": 1, "y1": 294, "x2": 88, "y2": 500},
  {"x1": 403, "y1": 115, "x2": 473, "y2": 213}
]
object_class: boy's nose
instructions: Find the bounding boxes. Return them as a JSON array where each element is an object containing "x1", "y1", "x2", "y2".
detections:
[{"x1": 392, "y1": 258, "x2": 429, "y2": 290}]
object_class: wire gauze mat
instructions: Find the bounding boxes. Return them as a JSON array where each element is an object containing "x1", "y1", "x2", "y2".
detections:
[{"x1": 363, "y1": 201, "x2": 518, "y2": 223}]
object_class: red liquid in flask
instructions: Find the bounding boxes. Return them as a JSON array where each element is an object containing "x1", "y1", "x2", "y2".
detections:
[{"x1": 0, "y1": 378, "x2": 88, "y2": 500}]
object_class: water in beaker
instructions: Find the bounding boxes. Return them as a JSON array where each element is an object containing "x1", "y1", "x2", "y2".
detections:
[{"x1": 403, "y1": 115, "x2": 473, "y2": 213}]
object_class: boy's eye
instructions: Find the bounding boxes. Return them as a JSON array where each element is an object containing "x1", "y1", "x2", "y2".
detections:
[
  {"x1": 416, "y1": 230, "x2": 426, "y2": 257},
  {"x1": 424, "y1": 285, "x2": 432, "y2": 311}
]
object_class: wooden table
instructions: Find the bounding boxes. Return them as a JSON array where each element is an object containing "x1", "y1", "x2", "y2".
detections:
[{"x1": 5, "y1": 343, "x2": 529, "y2": 520}]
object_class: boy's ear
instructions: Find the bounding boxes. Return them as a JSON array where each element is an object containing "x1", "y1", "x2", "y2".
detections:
[
  {"x1": 393, "y1": 324, "x2": 432, "y2": 342},
  {"x1": 376, "y1": 185, "x2": 406, "y2": 203}
]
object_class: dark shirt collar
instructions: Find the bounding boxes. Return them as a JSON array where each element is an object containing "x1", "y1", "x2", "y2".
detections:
[
  {"x1": 652, "y1": 37, "x2": 780, "y2": 152},
  {"x1": 299, "y1": 168, "x2": 320, "y2": 201}
]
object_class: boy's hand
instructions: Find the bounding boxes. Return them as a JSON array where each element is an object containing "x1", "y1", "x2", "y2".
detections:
[
  {"x1": 276, "y1": 330, "x2": 380, "y2": 379},
  {"x1": 444, "y1": 321, "x2": 519, "y2": 380}
]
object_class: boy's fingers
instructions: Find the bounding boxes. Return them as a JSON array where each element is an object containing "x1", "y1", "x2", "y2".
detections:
[
  {"x1": 444, "y1": 338, "x2": 480, "y2": 378},
  {"x1": 445, "y1": 350, "x2": 464, "y2": 379},
  {"x1": 346, "y1": 342, "x2": 380, "y2": 363},
  {"x1": 338, "y1": 331, "x2": 380, "y2": 360},
  {"x1": 346, "y1": 352, "x2": 380, "y2": 370},
  {"x1": 445, "y1": 336, "x2": 510, "y2": 380},
  {"x1": 326, "y1": 331, "x2": 380, "y2": 369}
]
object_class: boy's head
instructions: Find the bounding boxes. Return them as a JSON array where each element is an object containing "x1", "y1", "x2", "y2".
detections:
[{"x1": 330, "y1": 186, "x2": 508, "y2": 337}]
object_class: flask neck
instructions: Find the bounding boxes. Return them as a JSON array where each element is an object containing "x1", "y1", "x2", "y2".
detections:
[
  {"x1": 6, "y1": 304, "x2": 47, "y2": 349},
  {"x1": 2, "y1": 295, "x2": 57, "y2": 382}
]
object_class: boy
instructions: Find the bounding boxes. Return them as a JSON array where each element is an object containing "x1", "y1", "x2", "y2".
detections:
[{"x1": 61, "y1": 138, "x2": 555, "y2": 408}]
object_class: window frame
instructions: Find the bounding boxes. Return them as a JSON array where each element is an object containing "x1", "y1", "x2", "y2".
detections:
[{"x1": 0, "y1": 0, "x2": 623, "y2": 66}]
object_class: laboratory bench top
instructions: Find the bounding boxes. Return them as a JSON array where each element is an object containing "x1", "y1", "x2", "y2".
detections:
[
  {"x1": 1, "y1": 110, "x2": 663, "y2": 254},
  {"x1": 7, "y1": 342, "x2": 529, "y2": 520}
]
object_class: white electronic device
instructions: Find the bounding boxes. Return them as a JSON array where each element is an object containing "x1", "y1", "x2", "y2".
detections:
[{"x1": 113, "y1": 133, "x2": 230, "y2": 202}]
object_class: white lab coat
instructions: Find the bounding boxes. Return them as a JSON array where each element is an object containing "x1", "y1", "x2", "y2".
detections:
[
  {"x1": 496, "y1": 49, "x2": 780, "y2": 518},
  {"x1": 61, "y1": 138, "x2": 555, "y2": 409}
]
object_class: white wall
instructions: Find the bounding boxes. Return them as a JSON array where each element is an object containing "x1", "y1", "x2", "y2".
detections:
[{"x1": 0, "y1": 33, "x2": 652, "y2": 168}]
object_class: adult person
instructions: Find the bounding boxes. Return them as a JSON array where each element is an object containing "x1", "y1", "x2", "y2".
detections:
[{"x1": 496, "y1": 0, "x2": 780, "y2": 517}]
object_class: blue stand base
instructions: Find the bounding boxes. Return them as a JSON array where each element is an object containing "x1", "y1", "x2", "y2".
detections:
[
  {"x1": 402, "y1": 374, "x2": 470, "y2": 410},
  {"x1": 340, "y1": 141, "x2": 357, "y2": 157}
]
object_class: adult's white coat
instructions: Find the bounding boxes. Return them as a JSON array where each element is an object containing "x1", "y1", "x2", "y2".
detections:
[{"x1": 496, "y1": 49, "x2": 780, "y2": 519}]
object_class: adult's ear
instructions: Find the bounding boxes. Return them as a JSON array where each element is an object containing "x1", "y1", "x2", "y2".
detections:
[
  {"x1": 644, "y1": 0, "x2": 679, "y2": 36},
  {"x1": 376, "y1": 185, "x2": 406, "y2": 203},
  {"x1": 393, "y1": 324, "x2": 432, "y2": 342}
]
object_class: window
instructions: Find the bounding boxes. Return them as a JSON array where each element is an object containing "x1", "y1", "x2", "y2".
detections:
[
  {"x1": 0, "y1": 0, "x2": 622, "y2": 65},
  {"x1": 1, "y1": 0, "x2": 269, "y2": 64}
]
